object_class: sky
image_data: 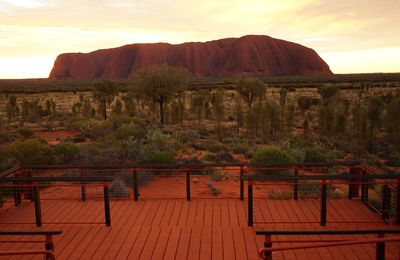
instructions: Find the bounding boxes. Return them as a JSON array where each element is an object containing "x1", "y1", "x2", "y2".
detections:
[{"x1": 0, "y1": 0, "x2": 399, "y2": 78}]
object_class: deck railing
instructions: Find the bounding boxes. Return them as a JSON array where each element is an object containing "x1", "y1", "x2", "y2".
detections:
[
  {"x1": 0, "y1": 230, "x2": 62, "y2": 260},
  {"x1": 0, "y1": 177, "x2": 113, "y2": 227},
  {"x1": 244, "y1": 173, "x2": 400, "y2": 226},
  {"x1": 5, "y1": 161, "x2": 361, "y2": 201},
  {"x1": 256, "y1": 230, "x2": 400, "y2": 260}
]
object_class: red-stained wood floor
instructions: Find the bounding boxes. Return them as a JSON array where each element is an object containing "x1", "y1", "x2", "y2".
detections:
[{"x1": 0, "y1": 199, "x2": 399, "y2": 259}]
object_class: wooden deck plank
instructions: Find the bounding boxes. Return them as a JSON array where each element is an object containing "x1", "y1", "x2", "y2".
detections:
[
  {"x1": 227, "y1": 200, "x2": 239, "y2": 226},
  {"x1": 125, "y1": 227, "x2": 152, "y2": 260},
  {"x1": 187, "y1": 227, "x2": 202, "y2": 260},
  {"x1": 162, "y1": 227, "x2": 181, "y2": 260},
  {"x1": 174, "y1": 227, "x2": 191, "y2": 260},
  {"x1": 151, "y1": 227, "x2": 172, "y2": 260},
  {"x1": 232, "y1": 227, "x2": 248, "y2": 260},
  {"x1": 199, "y1": 226, "x2": 212, "y2": 260},
  {"x1": 212, "y1": 200, "x2": 221, "y2": 227},
  {"x1": 138, "y1": 227, "x2": 162, "y2": 260},
  {"x1": 211, "y1": 227, "x2": 223, "y2": 260},
  {"x1": 222, "y1": 227, "x2": 236, "y2": 260}
]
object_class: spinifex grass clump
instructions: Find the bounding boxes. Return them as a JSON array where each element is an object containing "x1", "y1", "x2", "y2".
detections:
[{"x1": 110, "y1": 177, "x2": 129, "y2": 198}]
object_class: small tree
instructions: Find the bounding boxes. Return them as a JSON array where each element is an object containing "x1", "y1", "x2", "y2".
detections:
[
  {"x1": 134, "y1": 64, "x2": 188, "y2": 125},
  {"x1": 92, "y1": 79, "x2": 119, "y2": 120}
]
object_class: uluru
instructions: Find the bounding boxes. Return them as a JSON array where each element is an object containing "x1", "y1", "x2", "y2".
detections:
[{"x1": 49, "y1": 35, "x2": 333, "y2": 79}]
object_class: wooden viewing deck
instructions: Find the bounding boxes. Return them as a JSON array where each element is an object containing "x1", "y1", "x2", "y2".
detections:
[{"x1": 0, "y1": 198, "x2": 399, "y2": 259}]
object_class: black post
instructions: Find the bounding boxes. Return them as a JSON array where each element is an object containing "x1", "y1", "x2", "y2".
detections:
[
  {"x1": 103, "y1": 182, "x2": 111, "y2": 227},
  {"x1": 186, "y1": 169, "x2": 191, "y2": 201},
  {"x1": 294, "y1": 168, "x2": 299, "y2": 200},
  {"x1": 395, "y1": 180, "x2": 400, "y2": 225},
  {"x1": 13, "y1": 182, "x2": 21, "y2": 206},
  {"x1": 361, "y1": 172, "x2": 368, "y2": 203},
  {"x1": 45, "y1": 234, "x2": 55, "y2": 260},
  {"x1": 248, "y1": 181, "x2": 253, "y2": 227},
  {"x1": 320, "y1": 179, "x2": 327, "y2": 226},
  {"x1": 240, "y1": 166, "x2": 244, "y2": 201},
  {"x1": 264, "y1": 234, "x2": 273, "y2": 260},
  {"x1": 381, "y1": 185, "x2": 391, "y2": 220},
  {"x1": 376, "y1": 233, "x2": 385, "y2": 260},
  {"x1": 27, "y1": 169, "x2": 34, "y2": 202},
  {"x1": 133, "y1": 168, "x2": 138, "y2": 202},
  {"x1": 33, "y1": 182, "x2": 42, "y2": 227},
  {"x1": 80, "y1": 169, "x2": 86, "y2": 202}
]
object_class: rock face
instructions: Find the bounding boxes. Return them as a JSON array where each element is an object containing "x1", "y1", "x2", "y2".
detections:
[{"x1": 49, "y1": 35, "x2": 332, "y2": 79}]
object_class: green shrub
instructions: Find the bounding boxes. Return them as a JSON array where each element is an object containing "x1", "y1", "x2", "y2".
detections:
[
  {"x1": 303, "y1": 147, "x2": 327, "y2": 162},
  {"x1": 232, "y1": 144, "x2": 249, "y2": 155},
  {"x1": 207, "y1": 142, "x2": 227, "y2": 153},
  {"x1": 144, "y1": 150, "x2": 175, "y2": 164},
  {"x1": 5, "y1": 138, "x2": 54, "y2": 165},
  {"x1": 114, "y1": 123, "x2": 144, "y2": 140},
  {"x1": 177, "y1": 130, "x2": 200, "y2": 144},
  {"x1": 53, "y1": 142, "x2": 80, "y2": 164},
  {"x1": 251, "y1": 147, "x2": 292, "y2": 163},
  {"x1": 18, "y1": 128, "x2": 34, "y2": 139}
]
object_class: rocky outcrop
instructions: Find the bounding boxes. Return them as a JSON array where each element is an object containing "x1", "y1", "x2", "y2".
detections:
[{"x1": 49, "y1": 35, "x2": 332, "y2": 79}]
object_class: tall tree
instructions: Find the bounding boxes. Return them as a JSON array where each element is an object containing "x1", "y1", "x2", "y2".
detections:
[
  {"x1": 134, "y1": 64, "x2": 188, "y2": 125},
  {"x1": 92, "y1": 79, "x2": 118, "y2": 120},
  {"x1": 236, "y1": 77, "x2": 266, "y2": 135}
]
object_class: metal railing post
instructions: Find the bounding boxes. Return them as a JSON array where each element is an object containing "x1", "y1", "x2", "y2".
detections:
[
  {"x1": 186, "y1": 168, "x2": 191, "y2": 201},
  {"x1": 80, "y1": 168, "x2": 86, "y2": 202},
  {"x1": 293, "y1": 168, "x2": 299, "y2": 200},
  {"x1": 264, "y1": 234, "x2": 273, "y2": 260},
  {"x1": 381, "y1": 185, "x2": 391, "y2": 220},
  {"x1": 396, "y1": 180, "x2": 400, "y2": 225},
  {"x1": 240, "y1": 165, "x2": 244, "y2": 201},
  {"x1": 361, "y1": 171, "x2": 368, "y2": 203},
  {"x1": 45, "y1": 234, "x2": 55, "y2": 260},
  {"x1": 320, "y1": 179, "x2": 327, "y2": 226},
  {"x1": 376, "y1": 233, "x2": 385, "y2": 260},
  {"x1": 248, "y1": 180, "x2": 253, "y2": 227},
  {"x1": 13, "y1": 182, "x2": 21, "y2": 206},
  {"x1": 133, "y1": 168, "x2": 139, "y2": 202},
  {"x1": 103, "y1": 181, "x2": 111, "y2": 227},
  {"x1": 33, "y1": 182, "x2": 42, "y2": 227}
]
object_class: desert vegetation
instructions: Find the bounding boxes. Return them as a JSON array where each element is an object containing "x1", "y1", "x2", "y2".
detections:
[{"x1": 0, "y1": 69, "x2": 400, "y2": 173}]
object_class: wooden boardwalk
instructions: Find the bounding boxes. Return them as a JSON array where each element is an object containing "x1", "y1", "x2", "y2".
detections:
[{"x1": 0, "y1": 199, "x2": 399, "y2": 259}]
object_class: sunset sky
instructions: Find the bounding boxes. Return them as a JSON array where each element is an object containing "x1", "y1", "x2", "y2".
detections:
[{"x1": 0, "y1": 0, "x2": 399, "y2": 78}]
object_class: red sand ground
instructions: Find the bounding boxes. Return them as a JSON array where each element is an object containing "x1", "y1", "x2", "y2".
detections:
[{"x1": 34, "y1": 130, "x2": 78, "y2": 145}]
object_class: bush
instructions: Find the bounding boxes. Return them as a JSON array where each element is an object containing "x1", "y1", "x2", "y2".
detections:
[
  {"x1": 18, "y1": 128, "x2": 34, "y2": 139},
  {"x1": 114, "y1": 123, "x2": 145, "y2": 140},
  {"x1": 109, "y1": 177, "x2": 129, "y2": 198},
  {"x1": 5, "y1": 138, "x2": 54, "y2": 165},
  {"x1": 303, "y1": 147, "x2": 327, "y2": 162},
  {"x1": 232, "y1": 144, "x2": 250, "y2": 155},
  {"x1": 268, "y1": 188, "x2": 292, "y2": 199},
  {"x1": 53, "y1": 142, "x2": 80, "y2": 164},
  {"x1": 144, "y1": 150, "x2": 175, "y2": 164},
  {"x1": 207, "y1": 142, "x2": 227, "y2": 153},
  {"x1": 251, "y1": 147, "x2": 292, "y2": 163}
]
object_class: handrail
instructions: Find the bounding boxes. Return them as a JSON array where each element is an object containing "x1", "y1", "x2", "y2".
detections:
[
  {"x1": 0, "y1": 165, "x2": 21, "y2": 178},
  {"x1": 0, "y1": 178, "x2": 112, "y2": 227},
  {"x1": 21, "y1": 161, "x2": 361, "y2": 170},
  {"x1": 256, "y1": 229, "x2": 400, "y2": 260},
  {"x1": 0, "y1": 231, "x2": 62, "y2": 236},
  {"x1": 0, "y1": 176, "x2": 114, "y2": 182},
  {"x1": 242, "y1": 173, "x2": 400, "y2": 181},
  {"x1": 259, "y1": 237, "x2": 400, "y2": 259},
  {"x1": 0, "y1": 230, "x2": 62, "y2": 260},
  {"x1": 255, "y1": 230, "x2": 400, "y2": 235}
]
